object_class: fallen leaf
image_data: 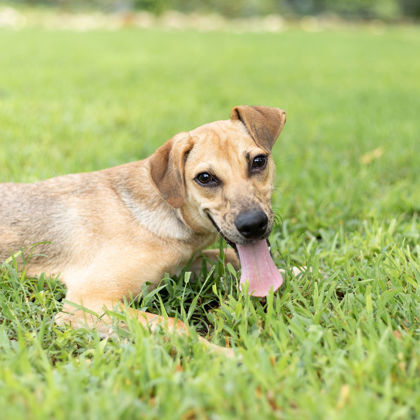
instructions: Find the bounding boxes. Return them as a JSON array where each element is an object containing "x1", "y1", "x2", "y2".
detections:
[
  {"x1": 360, "y1": 147, "x2": 384, "y2": 164},
  {"x1": 393, "y1": 330, "x2": 402, "y2": 340},
  {"x1": 337, "y1": 384, "x2": 350, "y2": 409}
]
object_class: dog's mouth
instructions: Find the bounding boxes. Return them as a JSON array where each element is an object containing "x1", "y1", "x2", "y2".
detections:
[
  {"x1": 206, "y1": 214, "x2": 237, "y2": 250},
  {"x1": 207, "y1": 214, "x2": 283, "y2": 297}
]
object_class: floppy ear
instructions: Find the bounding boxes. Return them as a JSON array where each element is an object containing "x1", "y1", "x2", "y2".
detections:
[
  {"x1": 230, "y1": 105, "x2": 286, "y2": 152},
  {"x1": 148, "y1": 132, "x2": 193, "y2": 208}
]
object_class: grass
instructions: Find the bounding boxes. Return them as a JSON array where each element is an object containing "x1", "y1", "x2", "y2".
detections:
[{"x1": 0, "y1": 24, "x2": 419, "y2": 419}]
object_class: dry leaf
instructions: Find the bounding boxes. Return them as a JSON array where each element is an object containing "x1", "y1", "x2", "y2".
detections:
[
  {"x1": 360, "y1": 147, "x2": 384, "y2": 164},
  {"x1": 393, "y1": 330, "x2": 402, "y2": 340},
  {"x1": 337, "y1": 384, "x2": 350, "y2": 409}
]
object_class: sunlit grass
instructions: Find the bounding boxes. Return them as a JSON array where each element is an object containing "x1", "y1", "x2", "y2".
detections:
[{"x1": 0, "y1": 25, "x2": 419, "y2": 419}]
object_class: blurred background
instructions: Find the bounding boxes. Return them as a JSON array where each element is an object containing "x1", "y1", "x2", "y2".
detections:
[{"x1": 2, "y1": 0, "x2": 420, "y2": 23}]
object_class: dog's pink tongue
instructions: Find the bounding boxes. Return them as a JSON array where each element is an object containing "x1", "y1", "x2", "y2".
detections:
[{"x1": 236, "y1": 240, "x2": 283, "y2": 297}]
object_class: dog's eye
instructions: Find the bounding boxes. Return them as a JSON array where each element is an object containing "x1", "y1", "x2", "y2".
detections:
[
  {"x1": 251, "y1": 155, "x2": 268, "y2": 171},
  {"x1": 195, "y1": 172, "x2": 220, "y2": 187}
]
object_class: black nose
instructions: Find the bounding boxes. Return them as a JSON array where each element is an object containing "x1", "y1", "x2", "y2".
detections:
[{"x1": 234, "y1": 210, "x2": 268, "y2": 240}]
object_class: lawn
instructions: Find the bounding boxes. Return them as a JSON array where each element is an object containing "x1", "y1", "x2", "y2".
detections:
[{"x1": 0, "y1": 24, "x2": 419, "y2": 419}]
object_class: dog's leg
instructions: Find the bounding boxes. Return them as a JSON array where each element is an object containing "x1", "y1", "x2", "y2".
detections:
[
  {"x1": 56, "y1": 297, "x2": 234, "y2": 357},
  {"x1": 132, "y1": 310, "x2": 234, "y2": 356}
]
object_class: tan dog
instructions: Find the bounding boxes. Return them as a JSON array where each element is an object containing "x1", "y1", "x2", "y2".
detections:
[{"x1": 0, "y1": 106, "x2": 286, "y2": 352}]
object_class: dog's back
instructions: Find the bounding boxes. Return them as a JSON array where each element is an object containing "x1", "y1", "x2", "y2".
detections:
[
  {"x1": 0, "y1": 179, "x2": 81, "y2": 269},
  {"x1": 1, "y1": 183, "x2": 54, "y2": 263}
]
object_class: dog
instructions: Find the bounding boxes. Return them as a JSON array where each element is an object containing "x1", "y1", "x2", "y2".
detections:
[{"x1": 0, "y1": 105, "x2": 286, "y2": 354}]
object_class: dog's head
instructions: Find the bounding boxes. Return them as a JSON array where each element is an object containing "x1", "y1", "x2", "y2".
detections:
[
  {"x1": 149, "y1": 105, "x2": 286, "y2": 297},
  {"x1": 149, "y1": 105, "x2": 286, "y2": 246}
]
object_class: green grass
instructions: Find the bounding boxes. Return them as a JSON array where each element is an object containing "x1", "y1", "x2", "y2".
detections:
[{"x1": 0, "y1": 25, "x2": 419, "y2": 419}]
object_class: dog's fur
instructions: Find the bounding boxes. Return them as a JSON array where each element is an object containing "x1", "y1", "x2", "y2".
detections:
[{"x1": 0, "y1": 106, "x2": 286, "y2": 353}]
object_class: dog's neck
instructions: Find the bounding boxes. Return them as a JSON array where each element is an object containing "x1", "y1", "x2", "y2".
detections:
[
  {"x1": 117, "y1": 186, "x2": 192, "y2": 241},
  {"x1": 109, "y1": 161, "x2": 212, "y2": 244}
]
